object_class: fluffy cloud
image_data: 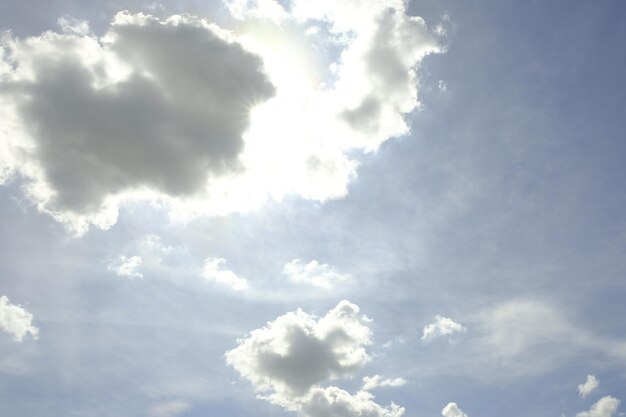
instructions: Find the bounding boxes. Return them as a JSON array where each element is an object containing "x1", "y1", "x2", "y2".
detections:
[
  {"x1": 226, "y1": 301, "x2": 405, "y2": 417},
  {"x1": 421, "y1": 315, "x2": 466, "y2": 342},
  {"x1": 1, "y1": 0, "x2": 441, "y2": 233},
  {"x1": 361, "y1": 375, "x2": 407, "y2": 391},
  {"x1": 202, "y1": 258, "x2": 248, "y2": 291},
  {"x1": 442, "y1": 402, "x2": 468, "y2": 417},
  {"x1": 578, "y1": 374, "x2": 599, "y2": 398},
  {"x1": 282, "y1": 259, "x2": 350, "y2": 289},
  {"x1": 0, "y1": 12, "x2": 274, "y2": 233},
  {"x1": 297, "y1": 386, "x2": 404, "y2": 417},
  {"x1": 107, "y1": 255, "x2": 143, "y2": 278},
  {"x1": 0, "y1": 296, "x2": 39, "y2": 342},
  {"x1": 226, "y1": 300, "x2": 371, "y2": 395},
  {"x1": 576, "y1": 396, "x2": 620, "y2": 417}
]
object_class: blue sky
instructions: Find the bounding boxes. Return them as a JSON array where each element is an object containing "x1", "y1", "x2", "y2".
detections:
[{"x1": 1, "y1": 1, "x2": 625, "y2": 417}]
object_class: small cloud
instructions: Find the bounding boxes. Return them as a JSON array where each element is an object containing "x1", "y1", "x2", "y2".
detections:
[
  {"x1": 576, "y1": 396, "x2": 620, "y2": 417},
  {"x1": 0, "y1": 296, "x2": 39, "y2": 342},
  {"x1": 362, "y1": 375, "x2": 407, "y2": 391},
  {"x1": 421, "y1": 315, "x2": 466, "y2": 342},
  {"x1": 282, "y1": 259, "x2": 350, "y2": 289},
  {"x1": 438, "y1": 80, "x2": 447, "y2": 92},
  {"x1": 150, "y1": 400, "x2": 192, "y2": 417},
  {"x1": 107, "y1": 256, "x2": 143, "y2": 279},
  {"x1": 202, "y1": 258, "x2": 248, "y2": 291},
  {"x1": 578, "y1": 374, "x2": 599, "y2": 398},
  {"x1": 442, "y1": 402, "x2": 469, "y2": 417},
  {"x1": 57, "y1": 16, "x2": 90, "y2": 35}
]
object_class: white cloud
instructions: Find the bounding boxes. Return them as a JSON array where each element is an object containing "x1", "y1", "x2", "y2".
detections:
[
  {"x1": 0, "y1": 296, "x2": 39, "y2": 342},
  {"x1": 296, "y1": 386, "x2": 404, "y2": 417},
  {"x1": 149, "y1": 400, "x2": 192, "y2": 417},
  {"x1": 107, "y1": 255, "x2": 143, "y2": 278},
  {"x1": 282, "y1": 259, "x2": 350, "y2": 289},
  {"x1": 438, "y1": 80, "x2": 447, "y2": 92},
  {"x1": 226, "y1": 301, "x2": 405, "y2": 417},
  {"x1": 442, "y1": 402, "x2": 468, "y2": 417},
  {"x1": 1, "y1": 1, "x2": 441, "y2": 233},
  {"x1": 421, "y1": 315, "x2": 466, "y2": 342},
  {"x1": 578, "y1": 375, "x2": 600, "y2": 398},
  {"x1": 202, "y1": 258, "x2": 248, "y2": 291},
  {"x1": 362, "y1": 375, "x2": 407, "y2": 391},
  {"x1": 576, "y1": 396, "x2": 620, "y2": 417}
]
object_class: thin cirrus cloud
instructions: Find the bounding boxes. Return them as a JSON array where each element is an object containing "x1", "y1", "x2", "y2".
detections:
[
  {"x1": 149, "y1": 400, "x2": 192, "y2": 417},
  {"x1": 226, "y1": 301, "x2": 405, "y2": 417},
  {"x1": 578, "y1": 375, "x2": 600, "y2": 398},
  {"x1": 0, "y1": 0, "x2": 442, "y2": 234},
  {"x1": 0, "y1": 295, "x2": 39, "y2": 342},
  {"x1": 282, "y1": 259, "x2": 351, "y2": 289},
  {"x1": 421, "y1": 315, "x2": 466, "y2": 342}
]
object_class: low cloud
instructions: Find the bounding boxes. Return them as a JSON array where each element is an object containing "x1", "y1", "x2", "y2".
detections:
[
  {"x1": 421, "y1": 315, "x2": 466, "y2": 342},
  {"x1": 107, "y1": 255, "x2": 143, "y2": 278},
  {"x1": 227, "y1": 300, "x2": 405, "y2": 417},
  {"x1": 282, "y1": 259, "x2": 350, "y2": 289},
  {"x1": 578, "y1": 375, "x2": 599, "y2": 398},
  {"x1": 0, "y1": 296, "x2": 39, "y2": 342},
  {"x1": 362, "y1": 375, "x2": 407, "y2": 391},
  {"x1": 1, "y1": 0, "x2": 441, "y2": 233},
  {"x1": 576, "y1": 396, "x2": 620, "y2": 417},
  {"x1": 442, "y1": 402, "x2": 468, "y2": 417},
  {"x1": 202, "y1": 258, "x2": 248, "y2": 291}
]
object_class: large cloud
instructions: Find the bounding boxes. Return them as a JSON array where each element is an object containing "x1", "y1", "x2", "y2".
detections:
[
  {"x1": 226, "y1": 301, "x2": 406, "y2": 417},
  {"x1": 1, "y1": 2, "x2": 442, "y2": 233},
  {"x1": 0, "y1": 12, "x2": 274, "y2": 233},
  {"x1": 0, "y1": 295, "x2": 39, "y2": 342}
]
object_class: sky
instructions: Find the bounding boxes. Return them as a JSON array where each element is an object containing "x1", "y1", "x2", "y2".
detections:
[{"x1": 0, "y1": 1, "x2": 625, "y2": 416}]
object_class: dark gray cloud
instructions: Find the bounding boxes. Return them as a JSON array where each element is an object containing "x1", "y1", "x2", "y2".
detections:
[{"x1": 1, "y1": 13, "x2": 274, "y2": 214}]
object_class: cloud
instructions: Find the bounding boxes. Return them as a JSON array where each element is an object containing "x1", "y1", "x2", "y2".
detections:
[
  {"x1": 297, "y1": 386, "x2": 404, "y2": 417},
  {"x1": 282, "y1": 259, "x2": 350, "y2": 289},
  {"x1": 149, "y1": 400, "x2": 192, "y2": 417},
  {"x1": 456, "y1": 300, "x2": 626, "y2": 379},
  {"x1": 0, "y1": 12, "x2": 274, "y2": 233},
  {"x1": 421, "y1": 315, "x2": 466, "y2": 342},
  {"x1": 578, "y1": 375, "x2": 600, "y2": 398},
  {"x1": 0, "y1": 296, "x2": 39, "y2": 342},
  {"x1": 1, "y1": 0, "x2": 441, "y2": 233},
  {"x1": 361, "y1": 375, "x2": 407, "y2": 391},
  {"x1": 442, "y1": 402, "x2": 468, "y2": 417},
  {"x1": 202, "y1": 258, "x2": 248, "y2": 291},
  {"x1": 107, "y1": 255, "x2": 143, "y2": 278},
  {"x1": 576, "y1": 396, "x2": 620, "y2": 417},
  {"x1": 226, "y1": 301, "x2": 406, "y2": 417},
  {"x1": 226, "y1": 300, "x2": 371, "y2": 395}
]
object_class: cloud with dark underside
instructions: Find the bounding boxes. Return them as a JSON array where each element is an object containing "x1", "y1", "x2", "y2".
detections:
[
  {"x1": 0, "y1": 1, "x2": 441, "y2": 233},
  {"x1": 0, "y1": 12, "x2": 273, "y2": 231}
]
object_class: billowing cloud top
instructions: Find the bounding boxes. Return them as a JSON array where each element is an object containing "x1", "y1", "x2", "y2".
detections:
[
  {"x1": 226, "y1": 301, "x2": 406, "y2": 417},
  {"x1": 0, "y1": 0, "x2": 441, "y2": 234},
  {"x1": 226, "y1": 300, "x2": 371, "y2": 395}
]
